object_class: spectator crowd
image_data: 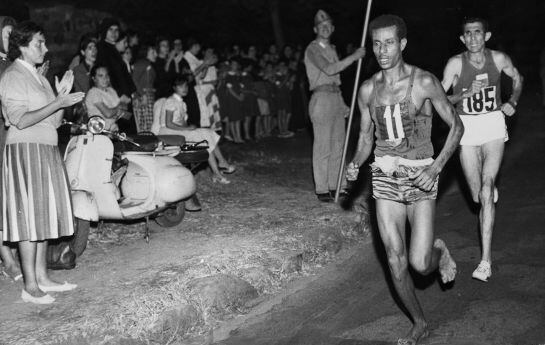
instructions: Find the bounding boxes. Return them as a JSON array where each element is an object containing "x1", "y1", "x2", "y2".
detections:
[{"x1": 66, "y1": 17, "x2": 312, "y2": 150}]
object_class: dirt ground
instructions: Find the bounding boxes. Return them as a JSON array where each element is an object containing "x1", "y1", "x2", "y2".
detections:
[
  {"x1": 2, "y1": 90, "x2": 544, "y2": 345},
  {"x1": 0, "y1": 129, "x2": 368, "y2": 345}
]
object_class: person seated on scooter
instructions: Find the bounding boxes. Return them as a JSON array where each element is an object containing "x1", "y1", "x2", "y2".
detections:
[
  {"x1": 153, "y1": 76, "x2": 236, "y2": 184},
  {"x1": 85, "y1": 65, "x2": 131, "y2": 132}
]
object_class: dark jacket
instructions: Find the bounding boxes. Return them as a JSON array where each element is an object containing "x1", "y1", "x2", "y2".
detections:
[
  {"x1": 96, "y1": 40, "x2": 136, "y2": 98},
  {"x1": 133, "y1": 58, "x2": 156, "y2": 95}
]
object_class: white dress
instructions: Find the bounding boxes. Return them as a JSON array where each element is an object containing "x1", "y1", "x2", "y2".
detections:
[{"x1": 155, "y1": 94, "x2": 219, "y2": 153}]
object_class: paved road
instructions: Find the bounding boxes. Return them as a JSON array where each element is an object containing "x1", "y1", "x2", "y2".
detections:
[{"x1": 213, "y1": 95, "x2": 545, "y2": 345}]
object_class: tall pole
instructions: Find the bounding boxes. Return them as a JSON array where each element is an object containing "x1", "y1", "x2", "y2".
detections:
[{"x1": 334, "y1": 0, "x2": 373, "y2": 203}]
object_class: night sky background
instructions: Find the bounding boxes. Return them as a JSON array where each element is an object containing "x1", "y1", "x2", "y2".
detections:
[{"x1": 0, "y1": 0, "x2": 544, "y2": 84}]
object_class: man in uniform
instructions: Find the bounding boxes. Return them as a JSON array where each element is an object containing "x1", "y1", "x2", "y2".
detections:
[
  {"x1": 442, "y1": 17, "x2": 523, "y2": 282},
  {"x1": 347, "y1": 15, "x2": 463, "y2": 344},
  {"x1": 304, "y1": 9, "x2": 366, "y2": 202}
]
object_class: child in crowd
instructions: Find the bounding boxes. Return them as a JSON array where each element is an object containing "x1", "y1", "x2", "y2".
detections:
[
  {"x1": 275, "y1": 60, "x2": 294, "y2": 138},
  {"x1": 261, "y1": 62, "x2": 278, "y2": 136},
  {"x1": 216, "y1": 61, "x2": 231, "y2": 140},
  {"x1": 240, "y1": 59, "x2": 259, "y2": 141},
  {"x1": 222, "y1": 58, "x2": 245, "y2": 143},
  {"x1": 253, "y1": 75, "x2": 270, "y2": 139}
]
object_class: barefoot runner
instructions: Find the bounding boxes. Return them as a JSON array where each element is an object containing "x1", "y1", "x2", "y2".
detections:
[
  {"x1": 442, "y1": 17, "x2": 523, "y2": 282},
  {"x1": 347, "y1": 15, "x2": 463, "y2": 344}
]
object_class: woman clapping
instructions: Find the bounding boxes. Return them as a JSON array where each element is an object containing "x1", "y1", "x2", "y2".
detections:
[{"x1": 0, "y1": 21, "x2": 84, "y2": 304}]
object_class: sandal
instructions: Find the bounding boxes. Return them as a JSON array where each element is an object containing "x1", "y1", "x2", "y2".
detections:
[
  {"x1": 219, "y1": 165, "x2": 236, "y2": 174},
  {"x1": 212, "y1": 176, "x2": 231, "y2": 184},
  {"x1": 2, "y1": 266, "x2": 23, "y2": 282}
]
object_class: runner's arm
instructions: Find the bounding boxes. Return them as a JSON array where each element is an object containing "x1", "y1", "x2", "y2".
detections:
[
  {"x1": 442, "y1": 56, "x2": 475, "y2": 104},
  {"x1": 351, "y1": 81, "x2": 375, "y2": 166},
  {"x1": 413, "y1": 73, "x2": 464, "y2": 190},
  {"x1": 495, "y1": 51, "x2": 523, "y2": 107}
]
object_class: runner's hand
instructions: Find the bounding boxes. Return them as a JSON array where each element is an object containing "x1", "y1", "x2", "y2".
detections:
[
  {"x1": 463, "y1": 80, "x2": 484, "y2": 98},
  {"x1": 501, "y1": 102, "x2": 516, "y2": 116},
  {"x1": 346, "y1": 162, "x2": 359, "y2": 181},
  {"x1": 411, "y1": 166, "x2": 438, "y2": 192}
]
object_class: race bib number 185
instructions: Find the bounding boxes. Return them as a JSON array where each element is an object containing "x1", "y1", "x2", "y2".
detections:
[{"x1": 462, "y1": 85, "x2": 497, "y2": 114}]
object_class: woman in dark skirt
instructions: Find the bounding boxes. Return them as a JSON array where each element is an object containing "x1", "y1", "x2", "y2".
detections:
[{"x1": 0, "y1": 21, "x2": 84, "y2": 304}]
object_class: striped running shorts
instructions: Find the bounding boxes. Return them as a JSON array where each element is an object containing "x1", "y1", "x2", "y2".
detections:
[{"x1": 371, "y1": 157, "x2": 438, "y2": 204}]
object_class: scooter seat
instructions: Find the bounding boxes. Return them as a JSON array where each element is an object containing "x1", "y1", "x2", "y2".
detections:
[
  {"x1": 114, "y1": 133, "x2": 160, "y2": 153},
  {"x1": 174, "y1": 147, "x2": 209, "y2": 164},
  {"x1": 157, "y1": 135, "x2": 186, "y2": 146}
]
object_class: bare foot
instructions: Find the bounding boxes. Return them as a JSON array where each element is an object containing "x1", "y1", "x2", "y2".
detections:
[
  {"x1": 434, "y1": 238, "x2": 457, "y2": 283},
  {"x1": 398, "y1": 322, "x2": 429, "y2": 345}
]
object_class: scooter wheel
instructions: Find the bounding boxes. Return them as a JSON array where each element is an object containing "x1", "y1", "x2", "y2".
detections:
[{"x1": 155, "y1": 201, "x2": 186, "y2": 227}]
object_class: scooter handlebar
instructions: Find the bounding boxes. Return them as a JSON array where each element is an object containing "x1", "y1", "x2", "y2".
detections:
[
  {"x1": 61, "y1": 119, "x2": 141, "y2": 147},
  {"x1": 101, "y1": 130, "x2": 141, "y2": 147}
]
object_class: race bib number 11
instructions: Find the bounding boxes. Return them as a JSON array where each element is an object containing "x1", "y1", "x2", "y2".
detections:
[
  {"x1": 462, "y1": 85, "x2": 497, "y2": 114},
  {"x1": 383, "y1": 103, "x2": 405, "y2": 142}
]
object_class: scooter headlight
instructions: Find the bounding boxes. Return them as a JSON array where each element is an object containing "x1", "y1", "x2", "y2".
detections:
[{"x1": 87, "y1": 116, "x2": 106, "y2": 134}]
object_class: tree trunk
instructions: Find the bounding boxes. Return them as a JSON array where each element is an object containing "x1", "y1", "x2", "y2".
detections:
[{"x1": 268, "y1": 0, "x2": 285, "y2": 49}]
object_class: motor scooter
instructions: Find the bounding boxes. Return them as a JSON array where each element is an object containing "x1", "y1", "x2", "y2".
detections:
[{"x1": 47, "y1": 116, "x2": 197, "y2": 269}]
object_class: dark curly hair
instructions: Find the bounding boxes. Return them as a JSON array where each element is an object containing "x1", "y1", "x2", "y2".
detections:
[
  {"x1": 368, "y1": 14, "x2": 407, "y2": 41},
  {"x1": 78, "y1": 33, "x2": 98, "y2": 55},
  {"x1": 172, "y1": 75, "x2": 189, "y2": 89},
  {"x1": 8, "y1": 21, "x2": 44, "y2": 61},
  {"x1": 90, "y1": 64, "x2": 108, "y2": 80}
]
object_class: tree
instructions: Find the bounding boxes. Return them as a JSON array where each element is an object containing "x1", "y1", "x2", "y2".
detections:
[{"x1": 268, "y1": 0, "x2": 284, "y2": 49}]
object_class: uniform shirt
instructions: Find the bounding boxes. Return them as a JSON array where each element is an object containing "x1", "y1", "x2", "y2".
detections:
[
  {"x1": 453, "y1": 49, "x2": 502, "y2": 115},
  {"x1": 370, "y1": 67, "x2": 434, "y2": 160},
  {"x1": 304, "y1": 40, "x2": 342, "y2": 91}
]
